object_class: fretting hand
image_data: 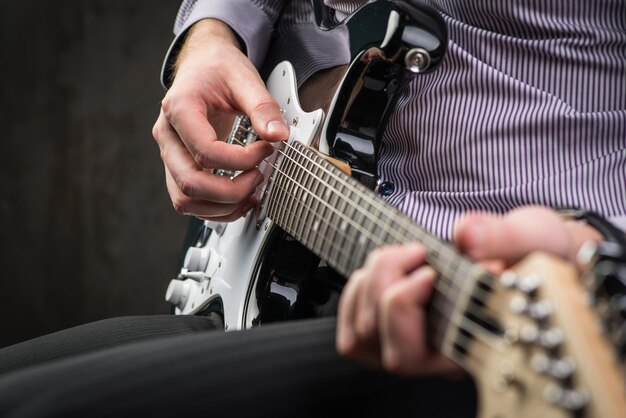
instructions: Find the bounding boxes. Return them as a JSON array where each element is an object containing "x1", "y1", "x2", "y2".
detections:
[{"x1": 336, "y1": 205, "x2": 602, "y2": 376}]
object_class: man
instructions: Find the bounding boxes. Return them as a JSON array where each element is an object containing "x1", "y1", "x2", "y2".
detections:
[
  {"x1": 152, "y1": 0, "x2": 624, "y2": 374},
  {"x1": 0, "y1": 1, "x2": 623, "y2": 416}
]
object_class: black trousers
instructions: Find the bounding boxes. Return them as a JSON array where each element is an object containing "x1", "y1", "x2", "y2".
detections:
[{"x1": 0, "y1": 315, "x2": 477, "y2": 418}]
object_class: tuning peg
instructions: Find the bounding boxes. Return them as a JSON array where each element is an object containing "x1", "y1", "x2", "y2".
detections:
[
  {"x1": 531, "y1": 354, "x2": 576, "y2": 380},
  {"x1": 500, "y1": 270, "x2": 518, "y2": 288},
  {"x1": 543, "y1": 383, "x2": 589, "y2": 411},
  {"x1": 518, "y1": 274, "x2": 542, "y2": 295},
  {"x1": 539, "y1": 328, "x2": 565, "y2": 350},
  {"x1": 528, "y1": 300, "x2": 554, "y2": 321},
  {"x1": 509, "y1": 296, "x2": 553, "y2": 321}
]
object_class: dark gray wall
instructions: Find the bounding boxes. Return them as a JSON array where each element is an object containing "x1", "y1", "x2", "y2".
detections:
[{"x1": 0, "y1": 1, "x2": 190, "y2": 347}]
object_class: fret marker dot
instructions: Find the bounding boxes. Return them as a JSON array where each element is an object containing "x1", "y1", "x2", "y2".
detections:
[
  {"x1": 313, "y1": 221, "x2": 319, "y2": 231},
  {"x1": 340, "y1": 220, "x2": 347, "y2": 231},
  {"x1": 359, "y1": 234, "x2": 366, "y2": 245},
  {"x1": 324, "y1": 189, "x2": 331, "y2": 199}
]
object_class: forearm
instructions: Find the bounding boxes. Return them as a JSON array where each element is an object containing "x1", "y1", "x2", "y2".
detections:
[
  {"x1": 162, "y1": 0, "x2": 287, "y2": 87},
  {"x1": 173, "y1": 19, "x2": 242, "y2": 77}
]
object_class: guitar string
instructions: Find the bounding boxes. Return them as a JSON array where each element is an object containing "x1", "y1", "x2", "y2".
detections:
[
  {"x1": 235, "y1": 134, "x2": 455, "y2": 268},
  {"x1": 266, "y1": 185, "x2": 498, "y2": 355},
  {"x1": 270, "y1": 143, "x2": 463, "y2": 262},
  {"x1": 229, "y1": 136, "x2": 503, "y2": 341},
  {"x1": 266, "y1": 167, "x2": 504, "y2": 355},
  {"x1": 246, "y1": 138, "x2": 501, "y2": 331},
  {"x1": 233, "y1": 137, "x2": 495, "y2": 324},
  {"x1": 266, "y1": 142, "x2": 497, "y2": 305},
  {"x1": 233, "y1": 123, "x2": 469, "y2": 273},
  {"x1": 227, "y1": 136, "x2": 505, "y2": 359},
  {"x1": 267, "y1": 175, "x2": 502, "y2": 339}
]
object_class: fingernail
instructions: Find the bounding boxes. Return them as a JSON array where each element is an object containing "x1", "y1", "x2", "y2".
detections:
[{"x1": 267, "y1": 120, "x2": 288, "y2": 137}]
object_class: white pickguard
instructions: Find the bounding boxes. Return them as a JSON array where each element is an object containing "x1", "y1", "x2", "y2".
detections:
[{"x1": 165, "y1": 62, "x2": 324, "y2": 331}]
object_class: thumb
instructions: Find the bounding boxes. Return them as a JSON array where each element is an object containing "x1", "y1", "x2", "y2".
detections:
[
  {"x1": 227, "y1": 67, "x2": 289, "y2": 142},
  {"x1": 453, "y1": 206, "x2": 573, "y2": 264}
]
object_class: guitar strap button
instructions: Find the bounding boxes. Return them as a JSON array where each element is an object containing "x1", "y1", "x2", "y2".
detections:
[{"x1": 378, "y1": 181, "x2": 395, "y2": 196}]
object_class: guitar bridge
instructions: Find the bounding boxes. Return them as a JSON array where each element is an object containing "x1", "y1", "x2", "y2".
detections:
[{"x1": 214, "y1": 115, "x2": 260, "y2": 179}]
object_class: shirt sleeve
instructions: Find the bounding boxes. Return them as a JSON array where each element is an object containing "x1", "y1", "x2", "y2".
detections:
[{"x1": 160, "y1": 0, "x2": 287, "y2": 88}]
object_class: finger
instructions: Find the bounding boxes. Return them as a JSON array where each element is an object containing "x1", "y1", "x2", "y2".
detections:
[
  {"x1": 453, "y1": 206, "x2": 601, "y2": 265},
  {"x1": 195, "y1": 201, "x2": 257, "y2": 223},
  {"x1": 355, "y1": 244, "x2": 427, "y2": 342},
  {"x1": 337, "y1": 270, "x2": 385, "y2": 368},
  {"x1": 161, "y1": 93, "x2": 274, "y2": 170},
  {"x1": 226, "y1": 69, "x2": 289, "y2": 141},
  {"x1": 336, "y1": 269, "x2": 366, "y2": 356},
  {"x1": 158, "y1": 118, "x2": 266, "y2": 203},
  {"x1": 379, "y1": 266, "x2": 434, "y2": 373},
  {"x1": 379, "y1": 266, "x2": 460, "y2": 376},
  {"x1": 164, "y1": 168, "x2": 256, "y2": 219}
]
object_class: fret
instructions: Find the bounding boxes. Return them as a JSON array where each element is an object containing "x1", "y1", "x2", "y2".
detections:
[
  {"x1": 302, "y1": 159, "x2": 319, "y2": 252},
  {"x1": 288, "y1": 149, "x2": 306, "y2": 237},
  {"x1": 337, "y1": 189, "x2": 357, "y2": 276},
  {"x1": 333, "y1": 180, "x2": 350, "y2": 273},
  {"x1": 429, "y1": 283, "x2": 453, "y2": 345},
  {"x1": 325, "y1": 176, "x2": 342, "y2": 265},
  {"x1": 437, "y1": 270, "x2": 486, "y2": 357},
  {"x1": 346, "y1": 190, "x2": 367, "y2": 275},
  {"x1": 267, "y1": 149, "x2": 285, "y2": 222},
  {"x1": 319, "y1": 174, "x2": 336, "y2": 261},
  {"x1": 376, "y1": 208, "x2": 394, "y2": 246},
  {"x1": 431, "y1": 241, "x2": 452, "y2": 279},
  {"x1": 274, "y1": 148, "x2": 291, "y2": 228},
  {"x1": 297, "y1": 157, "x2": 314, "y2": 241},
  {"x1": 309, "y1": 162, "x2": 324, "y2": 255},
  {"x1": 288, "y1": 147, "x2": 303, "y2": 234},
  {"x1": 388, "y1": 215, "x2": 408, "y2": 245},
  {"x1": 366, "y1": 200, "x2": 384, "y2": 249},
  {"x1": 351, "y1": 193, "x2": 371, "y2": 274},
  {"x1": 265, "y1": 143, "x2": 500, "y2": 367},
  {"x1": 428, "y1": 275, "x2": 460, "y2": 351},
  {"x1": 316, "y1": 184, "x2": 331, "y2": 257},
  {"x1": 288, "y1": 146, "x2": 304, "y2": 233},
  {"x1": 315, "y1": 167, "x2": 330, "y2": 256}
]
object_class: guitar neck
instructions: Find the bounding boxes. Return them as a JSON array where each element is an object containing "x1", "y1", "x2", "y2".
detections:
[{"x1": 266, "y1": 141, "x2": 493, "y2": 357}]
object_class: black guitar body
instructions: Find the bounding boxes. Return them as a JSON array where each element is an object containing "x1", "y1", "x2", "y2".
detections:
[{"x1": 174, "y1": 0, "x2": 447, "y2": 326}]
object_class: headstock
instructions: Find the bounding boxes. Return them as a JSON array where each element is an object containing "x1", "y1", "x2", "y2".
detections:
[{"x1": 459, "y1": 252, "x2": 626, "y2": 418}]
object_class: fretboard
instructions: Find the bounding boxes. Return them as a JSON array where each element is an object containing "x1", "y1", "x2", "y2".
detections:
[{"x1": 266, "y1": 141, "x2": 493, "y2": 354}]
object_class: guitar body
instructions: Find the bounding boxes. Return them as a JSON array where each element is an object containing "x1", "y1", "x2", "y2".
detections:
[
  {"x1": 166, "y1": 0, "x2": 448, "y2": 330},
  {"x1": 167, "y1": 62, "x2": 324, "y2": 330}
]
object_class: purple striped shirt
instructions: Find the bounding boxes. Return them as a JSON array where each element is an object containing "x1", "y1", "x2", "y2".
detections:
[{"x1": 165, "y1": 0, "x2": 626, "y2": 238}]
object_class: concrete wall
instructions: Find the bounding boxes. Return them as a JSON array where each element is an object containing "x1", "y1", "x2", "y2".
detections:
[{"x1": 0, "y1": 1, "x2": 190, "y2": 346}]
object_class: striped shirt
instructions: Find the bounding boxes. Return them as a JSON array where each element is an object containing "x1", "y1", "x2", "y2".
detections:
[{"x1": 165, "y1": 0, "x2": 626, "y2": 238}]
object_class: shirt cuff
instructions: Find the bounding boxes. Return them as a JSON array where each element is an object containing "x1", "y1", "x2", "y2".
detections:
[{"x1": 160, "y1": 0, "x2": 274, "y2": 89}]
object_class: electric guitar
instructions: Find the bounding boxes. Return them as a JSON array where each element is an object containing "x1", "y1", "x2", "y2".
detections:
[{"x1": 165, "y1": 1, "x2": 626, "y2": 416}]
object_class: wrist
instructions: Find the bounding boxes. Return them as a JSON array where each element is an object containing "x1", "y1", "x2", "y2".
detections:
[{"x1": 174, "y1": 19, "x2": 243, "y2": 74}]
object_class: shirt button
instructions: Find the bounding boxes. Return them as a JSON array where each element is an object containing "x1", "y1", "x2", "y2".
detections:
[{"x1": 378, "y1": 181, "x2": 395, "y2": 196}]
